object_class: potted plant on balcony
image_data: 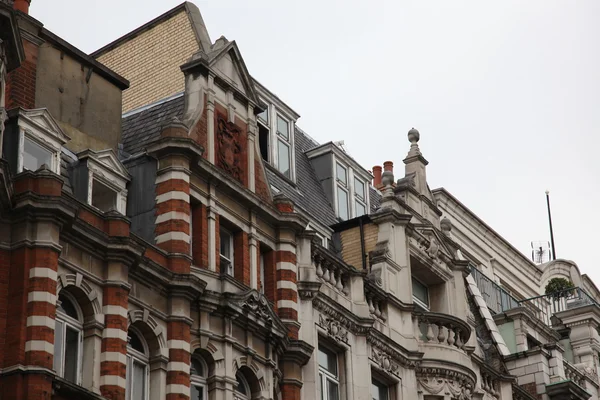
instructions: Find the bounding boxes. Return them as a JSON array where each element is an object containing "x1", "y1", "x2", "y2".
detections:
[{"x1": 545, "y1": 277, "x2": 575, "y2": 299}]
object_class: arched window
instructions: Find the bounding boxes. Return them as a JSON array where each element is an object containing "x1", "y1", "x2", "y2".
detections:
[
  {"x1": 54, "y1": 291, "x2": 83, "y2": 384},
  {"x1": 127, "y1": 327, "x2": 149, "y2": 400},
  {"x1": 191, "y1": 356, "x2": 208, "y2": 400},
  {"x1": 235, "y1": 370, "x2": 251, "y2": 400}
]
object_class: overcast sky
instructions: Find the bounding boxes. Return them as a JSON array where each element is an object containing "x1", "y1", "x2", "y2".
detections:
[{"x1": 31, "y1": 1, "x2": 600, "y2": 287}]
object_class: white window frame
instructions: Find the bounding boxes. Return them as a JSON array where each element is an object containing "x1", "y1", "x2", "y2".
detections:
[
  {"x1": 353, "y1": 177, "x2": 367, "y2": 217},
  {"x1": 191, "y1": 356, "x2": 208, "y2": 400},
  {"x1": 126, "y1": 327, "x2": 150, "y2": 400},
  {"x1": 19, "y1": 132, "x2": 60, "y2": 174},
  {"x1": 318, "y1": 345, "x2": 340, "y2": 400},
  {"x1": 89, "y1": 174, "x2": 121, "y2": 213},
  {"x1": 336, "y1": 185, "x2": 349, "y2": 221},
  {"x1": 54, "y1": 291, "x2": 83, "y2": 385},
  {"x1": 220, "y1": 227, "x2": 234, "y2": 276},
  {"x1": 412, "y1": 277, "x2": 430, "y2": 311},
  {"x1": 257, "y1": 104, "x2": 270, "y2": 164},
  {"x1": 275, "y1": 113, "x2": 292, "y2": 179}
]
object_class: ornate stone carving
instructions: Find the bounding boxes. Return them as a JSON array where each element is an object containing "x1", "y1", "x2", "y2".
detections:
[
  {"x1": 371, "y1": 347, "x2": 400, "y2": 376},
  {"x1": 242, "y1": 291, "x2": 272, "y2": 323},
  {"x1": 318, "y1": 314, "x2": 349, "y2": 344},
  {"x1": 417, "y1": 367, "x2": 475, "y2": 400},
  {"x1": 367, "y1": 332, "x2": 420, "y2": 371},
  {"x1": 313, "y1": 296, "x2": 372, "y2": 336},
  {"x1": 216, "y1": 115, "x2": 242, "y2": 182}
]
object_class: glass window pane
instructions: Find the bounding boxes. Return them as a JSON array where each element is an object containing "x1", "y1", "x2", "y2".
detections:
[
  {"x1": 236, "y1": 371, "x2": 247, "y2": 394},
  {"x1": 277, "y1": 140, "x2": 290, "y2": 178},
  {"x1": 220, "y1": 229, "x2": 231, "y2": 258},
  {"x1": 191, "y1": 385, "x2": 204, "y2": 400},
  {"x1": 337, "y1": 187, "x2": 349, "y2": 220},
  {"x1": 191, "y1": 359, "x2": 204, "y2": 377},
  {"x1": 58, "y1": 293, "x2": 79, "y2": 321},
  {"x1": 336, "y1": 164, "x2": 347, "y2": 185},
  {"x1": 355, "y1": 201, "x2": 366, "y2": 217},
  {"x1": 64, "y1": 326, "x2": 79, "y2": 383},
  {"x1": 354, "y1": 178, "x2": 365, "y2": 200},
  {"x1": 53, "y1": 320, "x2": 64, "y2": 373},
  {"x1": 277, "y1": 116, "x2": 289, "y2": 140},
  {"x1": 23, "y1": 138, "x2": 52, "y2": 172},
  {"x1": 372, "y1": 380, "x2": 388, "y2": 400},
  {"x1": 327, "y1": 380, "x2": 340, "y2": 400},
  {"x1": 128, "y1": 330, "x2": 146, "y2": 354},
  {"x1": 412, "y1": 278, "x2": 429, "y2": 307},
  {"x1": 132, "y1": 361, "x2": 146, "y2": 400},
  {"x1": 318, "y1": 346, "x2": 337, "y2": 376},
  {"x1": 258, "y1": 107, "x2": 269, "y2": 124}
]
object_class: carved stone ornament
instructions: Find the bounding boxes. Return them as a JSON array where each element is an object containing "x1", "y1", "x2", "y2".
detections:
[
  {"x1": 367, "y1": 332, "x2": 420, "y2": 371},
  {"x1": 313, "y1": 297, "x2": 372, "y2": 336},
  {"x1": 318, "y1": 314, "x2": 349, "y2": 344},
  {"x1": 242, "y1": 291, "x2": 272, "y2": 323},
  {"x1": 417, "y1": 368, "x2": 475, "y2": 400},
  {"x1": 216, "y1": 115, "x2": 242, "y2": 182},
  {"x1": 371, "y1": 347, "x2": 400, "y2": 376}
]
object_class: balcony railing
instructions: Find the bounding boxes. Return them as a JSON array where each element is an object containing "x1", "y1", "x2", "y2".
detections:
[
  {"x1": 518, "y1": 287, "x2": 598, "y2": 326},
  {"x1": 469, "y1": 265, "x2": 520, "y2": 314},
  {"x1": 413, "y1": 311, "x2": 471, "y2": 352}
]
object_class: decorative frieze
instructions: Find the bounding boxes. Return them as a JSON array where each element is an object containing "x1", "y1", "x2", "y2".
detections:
[
  {"x1": 313, "y1": 296, "x2": 372, "y2": 337},
  {"x1": 318, "y1": 314, "x2": 349, "y2": 344},
  {"x1": 417, "y1": 367, "x2": 475, "y2": 400}
]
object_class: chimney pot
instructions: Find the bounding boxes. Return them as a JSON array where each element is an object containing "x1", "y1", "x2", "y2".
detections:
[
  {"x1": 14, "y1": 0, "x2": 30, "y2": 14},
  {"x1": 383, "y1": 161, "x2": 393, "y2": 172},
  {"x1": 372, "y1": 166, "x2": 382, "y2": 188}
]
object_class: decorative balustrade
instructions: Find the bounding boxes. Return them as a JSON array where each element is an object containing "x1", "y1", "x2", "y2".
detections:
[
  {"x1": 480, "y1": 371, "x2": 500, "y2": 398},
  {"x1": 564, "y1": 361, "x2": 587, "y2": 389},
  {"x1": 364, "y1": 278, "x2": 387, "y2": 322},
  {"x1": 469, "y1": 265, "x2": 520, "y2": 314},
  {"x1": 313, "y1": 244, "x2": 354, "y2": 297},
  {"x1": 413, "y1": 312, "x2": 471, "y2": 352}
]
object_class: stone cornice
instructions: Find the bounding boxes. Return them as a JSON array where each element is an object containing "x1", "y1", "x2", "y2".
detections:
[
  {"x1": 313, "y1": 293, "x2": 374, "y2": 337},
  {"x1": 367, "y1": 329, "x2": 422, "y2": 373}
]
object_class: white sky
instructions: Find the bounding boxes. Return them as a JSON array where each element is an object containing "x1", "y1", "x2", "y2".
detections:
[{"x1": 31, "y1": 1, "x2": 600, "y2": 287}]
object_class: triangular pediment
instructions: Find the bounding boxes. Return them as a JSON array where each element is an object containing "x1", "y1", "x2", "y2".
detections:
[
  {"x1": 208, "y1": 40, "x2": 259, "y2": 105},
  {"x1": 77, "y1": 148, "x2": 131, "y2": 181},
  {"x1": 413, "y1": 224, "x2": 455, "y2": 262},
  {"x1": 17, "y1": 108, "x2": 70, "y2": 144},
  {"x1": 223, "y1": 290, "x2": 287, "y2": 337}
]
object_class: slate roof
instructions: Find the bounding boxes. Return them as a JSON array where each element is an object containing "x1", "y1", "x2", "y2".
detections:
[
  {"x1": 60, "y1": 151, "x2": 75, "y2": 195},
  {"x1": 121, "y1": 95, "x2": 185, "y2": 156},
  {"x1": 266, "y1": 128, "x2": 338, "y2": 228}
]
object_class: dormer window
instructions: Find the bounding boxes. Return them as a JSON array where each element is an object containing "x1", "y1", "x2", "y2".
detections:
[
  {"x1": 73, "y1": 149, "x2": 130, "y2": 214},
  {"x1": 3, "y1": 109, "x2": 69, "y2": 176},
  {"x1": 334, "y1": 161, "x2": 369, "y2": 221},
  {"x1": 276, "y1": 115, "x2": 291, "y2": 178},
  {"x1": 354, "y1": 178, "x2": 366, "y2": 217},
  {"x1": 254, "y1": 89, "x2": 299, "y2": 181}
]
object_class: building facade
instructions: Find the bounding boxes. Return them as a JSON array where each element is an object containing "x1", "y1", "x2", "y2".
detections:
[{"x1": 0, "y1": 2, "x2": 599, "y2": 400}]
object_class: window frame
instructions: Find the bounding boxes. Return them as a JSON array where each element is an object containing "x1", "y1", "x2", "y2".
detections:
[
  {"x1": 219, "y1": 227, "x2": 234, "y2": 276},
  {"x1": 89, "y1": 175, "x2": 120, "y2": 212},
  {"x1": 273, "y1": 112, "x2": 293, "y2": 180},
  {"x1": 234, "y1": 370, "x2": 251, "y2": 400},
  {"x1": 336, "y1": 185, "x2": 349, "y2": 221},
  {"x1": 412, "y1": 277, "x2": 430, "y2": 311},
  {"x1": 259, "y1": 253, "x2": 265, "y2": 295},
  {"x1": 318, "y1": 345, "x2": 340, "y2": 400},
  {"x1": 54, "y1": 291, "x2": 84, "y2": 385},
  {"x1": 126, "y1": 327, "x2": 150, "y2": 400},
  {"x1": 371, "y1": 377, "x2": 389, "y2": 400},
  {"x1": 190, "y1": 356, "x2": 208, "y2": 400},
  {"x1": 19, "y1": 133, "x2": 59, "y2": 174}
]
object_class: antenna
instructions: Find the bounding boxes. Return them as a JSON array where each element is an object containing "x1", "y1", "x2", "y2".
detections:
[
  {"x1": 531, "y1": 241, "x2": 551, "y2": 264},
  {"x1": 545, "y1": 190, "x2": 557, "y2": 260}
]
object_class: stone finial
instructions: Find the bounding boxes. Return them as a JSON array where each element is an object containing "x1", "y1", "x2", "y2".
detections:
[
  {"x1": 381, "y1": 170, "x2": 394, "y2": 187},
  {"x1": 406, "y1": 127, "x2": 422, "y2": 158},
  {"x1": 441, "y1": 216, "x2": 452, "y2": 235}
]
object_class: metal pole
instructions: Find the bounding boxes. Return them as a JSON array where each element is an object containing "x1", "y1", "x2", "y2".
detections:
[{"x1": 546, "y1": 190, "x2": 556, "y2": 260}]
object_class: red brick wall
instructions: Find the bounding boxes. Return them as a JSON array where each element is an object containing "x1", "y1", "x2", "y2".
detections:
[
  {"x1": 215, "y1": 214, "x2": 220, "y2": 272},
  {"x1": 254, "y1": 155, "x2": 271, "y2": 202},
  {"x1": 6, "y1": 39, "x2": 38, "y2": 109},
  {"x1": 191, "y1": 203, "x2": 209, "y2": 268},
  {"x1": 166, "y1": 320, "x2": 191, "y2": 400},
  {"x1": 0, "y1": 249, "x2": 9, "y2": 368},
  {"x1": 263, "y1": 250, "x2": 277, "y2": 304},
  {"x1": 233, "y1": 231, "x2": 250, "y2": 286}
]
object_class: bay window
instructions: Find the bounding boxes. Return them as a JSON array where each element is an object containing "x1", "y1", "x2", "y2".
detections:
[
  {"x1": 54, "y1": 292, "x2": 83, "y2": 384},
  {"x1": 318, "y1": 345, "x2": 340, "y2": 400}
]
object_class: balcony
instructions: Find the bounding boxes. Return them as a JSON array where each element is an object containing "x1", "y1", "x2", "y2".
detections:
[
  {"x1": 518, "y1": 287, "x2": 598, "y2": 327},
  {"x1": 413, "y1": 311, "x2": 472, "y2": 352},
  {"x1": 469, "y1": 265, "x2": 520, "y2": 314}
]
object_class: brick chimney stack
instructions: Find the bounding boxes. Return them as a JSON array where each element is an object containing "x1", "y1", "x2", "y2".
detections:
[
  {"x1": 13, "y1": 0, "x2": 29, "y2": 13},
  {"x1": 372, "y1": 165, "x2": 382, "y2": 188},
  {"x1": 383, "y1": 161, "x2": 393, "y2": 175}
]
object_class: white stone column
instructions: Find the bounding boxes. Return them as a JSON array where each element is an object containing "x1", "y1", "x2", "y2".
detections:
[{"x1": 207, "y1": 74, "x2": 216, "y2": 164}]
